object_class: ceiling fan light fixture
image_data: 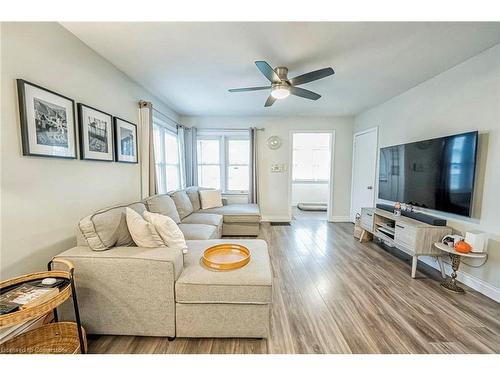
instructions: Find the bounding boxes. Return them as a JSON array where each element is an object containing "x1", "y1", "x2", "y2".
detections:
[{"x1": 271, "y1": 85, "x2": 290, "y2": 100}]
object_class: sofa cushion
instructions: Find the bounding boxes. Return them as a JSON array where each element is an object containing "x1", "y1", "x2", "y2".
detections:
[
  {"x1": 181, "y1": 212, "x2": 223, "y2": 238},
  {"x1": 143, "y1": 211, "x2": 188, "y2": 253},
  {"x1": 170, "y1": 191, "x2": 194, "y2": 219},
  {"x1": 199, "y1": 189, "x2": 223, "y2": 210},
  {"x1": 176, "y1": 239, "x2": 272, "y2": 304},
  {"x1": 185, "y1": 187, "x2": 201, "y2": 211},
  {"x1": 126, "y1": 208, "x2": 165, "y2": 248},
  {"x1": 199, "y1": 204, "x2": 261, "y2": 223},
  {"x1": 178, "y1": 223, "x2": 219, "y2": 240},
  {"x1": 181, "y1": 213, "x2": 222, "y2": 228},
  {"x1": 78, "y1": 202, "x2": 146, "y2": 251},
  {"x1": 144, "y1": 195, "x2": 181, "y2": 224}
]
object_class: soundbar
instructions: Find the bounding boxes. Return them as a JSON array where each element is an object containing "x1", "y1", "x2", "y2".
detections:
[{"x1": 376, "y1": 203, "x2": 447, "y2": 226}]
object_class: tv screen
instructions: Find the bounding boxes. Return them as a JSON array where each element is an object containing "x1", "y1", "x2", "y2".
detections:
[{"x1": 378, "y1": 131, "x2": 478, "y2": 217}]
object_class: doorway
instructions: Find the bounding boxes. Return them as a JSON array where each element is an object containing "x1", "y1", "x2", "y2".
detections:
[
  {"x1": 290, "y1": 131, "x2": 334, "y2": 221},
  {"x1": 350, "y1": 127, "x2": 378, "y2": 222}
]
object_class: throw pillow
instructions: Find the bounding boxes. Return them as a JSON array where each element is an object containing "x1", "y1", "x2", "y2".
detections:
[
  {"x1": 143, "y1": 211, "x2": 188, "y2": 254},
  {"x1": 199, "y1": 189, "x2": 223, "y2": 210},
  {"x1": 125, "y1": 207, "x2": 165, "y2": 248}
]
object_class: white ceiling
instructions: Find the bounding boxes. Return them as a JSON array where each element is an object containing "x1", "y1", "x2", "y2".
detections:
[{"x1": 62, "y1": 22, "x2": 500, "y2": 117}]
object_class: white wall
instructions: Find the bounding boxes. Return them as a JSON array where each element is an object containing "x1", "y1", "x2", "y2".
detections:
[
  {"x1": 292, "y1": 182, "x2": 329, "y2": 205},
  {"x1": 354, "y1": 43, "x2": 500, "y2": 300},
  {"x1": 0, "y1": 22, "x2": 178, "y2": 279},
  {"x1": 181, "y1": 116, "x2": 354, "y2": 221}
]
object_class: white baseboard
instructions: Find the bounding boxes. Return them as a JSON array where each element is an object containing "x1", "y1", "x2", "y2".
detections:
[
  {"x1": 261, "y1": 215, "x2": 291, "y2": 222},
  {"x1": 420, "y1": 256, "x2": 500, "y2": 302},
  {"x1": 329, "y1": 216, "x2": 351, "y2": 222}
]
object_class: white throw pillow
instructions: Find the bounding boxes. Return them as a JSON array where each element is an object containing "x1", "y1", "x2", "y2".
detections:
[
  {"x1": 125, "y1": 208, "x2": 165, "y2": 248},
  {"x1": 199, "y1": 189, "x2": 223, "y2": 210},
  {"x1": 143, "y1": 211, "x2": 188, "y2": 254}
]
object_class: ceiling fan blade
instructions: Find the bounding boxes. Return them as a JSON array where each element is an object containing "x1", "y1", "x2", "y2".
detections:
[
  {"x1": 264, "y1": 95, "x2": 276, "y2": 107},
  {"x1": 255, "y1": 61, "x2": 281, "y2": 83},
  {"x1": 289, "y1": 67, "x2": 334, "y2": 86},
  {"x1": 289, "y1": 86, "x2": 321, "y2": 100},
  {"x1": 228, "y1": 86, "x2": 271, "y2": 93}
]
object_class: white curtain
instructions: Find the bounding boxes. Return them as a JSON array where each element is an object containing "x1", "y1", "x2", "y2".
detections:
[
  {"x1": 184, "y1": 127, "x2": 198, "y2": 187},
  {"x1": 248, "y1": 127, "x2": 258, "y2": 203},
  {"x1": 138, "y1": 101, "x2": 156, "y2": 198},
  {"x1": 177, "y1": 126, "x2": 187, "y2": 188}
]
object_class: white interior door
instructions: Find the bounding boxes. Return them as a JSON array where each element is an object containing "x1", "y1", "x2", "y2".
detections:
[{"x1": 350, "y1": 128, "x2": 378, "y2": 222}]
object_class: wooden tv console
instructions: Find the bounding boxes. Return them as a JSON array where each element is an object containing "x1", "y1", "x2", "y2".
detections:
[{"x1": 360, "y1": 208, "x2": 452, "y2": 278}]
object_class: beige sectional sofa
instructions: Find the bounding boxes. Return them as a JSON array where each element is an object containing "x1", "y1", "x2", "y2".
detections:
[{"x1": 55, "y1": 187, "x2": 271, "y2": 339}]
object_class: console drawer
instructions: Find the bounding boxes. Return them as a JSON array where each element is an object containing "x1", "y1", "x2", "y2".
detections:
[
  {"x1": 360, "y1": 209, "x2": 374, "y2": 231},
  {"x1": 394, "y1": 222, "x2": 417, "y2": 249}
]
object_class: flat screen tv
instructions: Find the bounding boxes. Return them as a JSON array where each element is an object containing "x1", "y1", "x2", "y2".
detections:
[{"x1": 378, "y1": 131, "x2": 478, "y2": 217}]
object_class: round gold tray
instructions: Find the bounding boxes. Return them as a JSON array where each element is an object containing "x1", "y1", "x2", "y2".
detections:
[{"x1": 202, "y1": 244, "x2": 251, "y2": 271}]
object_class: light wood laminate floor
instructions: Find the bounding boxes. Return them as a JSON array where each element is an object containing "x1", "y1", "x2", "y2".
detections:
[{"x1": 88, "y1": 219, "x2": 500, "y2": 354}]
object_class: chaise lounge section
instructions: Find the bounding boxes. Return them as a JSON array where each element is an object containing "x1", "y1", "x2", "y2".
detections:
[{"x1": 55, "y1": 188, "x2": 271, "y2": 338}]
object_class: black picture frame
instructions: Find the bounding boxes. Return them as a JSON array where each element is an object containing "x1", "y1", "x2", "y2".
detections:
[
  {"x1": 17, "y1": 79, "x2": 77, "y2": 159},
  {"x1": 114, "y1": 117, "x2": 138, "y2": 164},
  {"x1": 77, "y1": 103, "x2": 114, "y2": 162}
]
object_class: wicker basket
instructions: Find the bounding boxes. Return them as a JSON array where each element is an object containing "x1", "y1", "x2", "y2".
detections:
[{"x1": 0, "y1": 322, "x2": 86, "y2": 354}]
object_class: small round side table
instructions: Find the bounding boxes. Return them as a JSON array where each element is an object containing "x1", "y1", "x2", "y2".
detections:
[
  {"x1": 0, "y1": 258, "x2": 86, "y2": 354},
  {"x1": 434, "y1": 242, "x2": 487, "y2": 294}
]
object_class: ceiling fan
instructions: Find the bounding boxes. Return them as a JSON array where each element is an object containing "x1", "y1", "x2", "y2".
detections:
[{"x1": 228, "y1": 61, "x2": 334, "y2": 107}]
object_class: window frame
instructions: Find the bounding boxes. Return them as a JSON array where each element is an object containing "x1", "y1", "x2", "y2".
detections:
[
  {"x1": 292, "y1": 133, "x2": 331, "y2": 183},
  {"x1": 196, "y1": 133, "x2": 250, "y2": 194},
  {"x1": 153, "y1": 116, "x2": 182, "y2": 193},
  {"x1": 196, "y1": 136, "x2": 222, "y2": 191}
]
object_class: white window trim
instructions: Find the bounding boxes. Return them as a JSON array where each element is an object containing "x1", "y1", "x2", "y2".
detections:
[
  {"x1": 292, "y1": 137, "x2": 331, "y2": 183},
  {"x1": 197, "y1": 133, "x2": 250, "y2": 194},
  {"x1": 153, "y1": 116, "x2": 182, "y2": 193}
]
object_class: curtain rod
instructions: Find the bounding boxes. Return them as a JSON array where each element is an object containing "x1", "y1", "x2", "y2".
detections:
[
  {"x1": 198, "y1": 127, "x2": 265, "y2": 131},
  {"x1": 139, "y1": 100, "x2": 186, "y2": 128}
]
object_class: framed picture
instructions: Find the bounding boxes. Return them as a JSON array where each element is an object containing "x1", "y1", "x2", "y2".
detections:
[
  {"x1": 17, "y1": 79, "x2": 77, "y2": 159},
  {"x1": 114, "y1": 117, "x2": 138, "y2": 163},
  {"x1": 77, "y1": 103, "x2": 114, "y2": 161}
]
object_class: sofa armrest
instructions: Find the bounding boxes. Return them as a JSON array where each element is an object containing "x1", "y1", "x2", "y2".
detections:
[{"x1": 54, "y1": 246, "x2": 183, "y2": 336}]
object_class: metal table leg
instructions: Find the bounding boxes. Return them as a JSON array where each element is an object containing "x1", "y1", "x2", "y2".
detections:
[{"x1": 440, "y1": 254, "x2": 465, "y2": 294}]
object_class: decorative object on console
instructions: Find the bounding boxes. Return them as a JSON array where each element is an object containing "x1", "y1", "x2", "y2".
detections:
[
  {"x1": 77, "y1": 103, "x2": 114, "y2": 162},
  {"x1": 199, "y1": 189, "x2": 223, "y2": 209},
  {"x1": 442, "y1": 234, "x2": 464, "y2": 247},
  {"x1": 17, "y1": 79, "x2": 77, "y2": 159},
  {"x1": 394, "y1": 202, "x2": 401, "y2": 216},
  {"x1": 202, "y1": 244, "x2": 251, "y2": 271},
  {"x1": 267, "y1": 135, "x2": 282, "y2": 150},
  {"x1": 114, "y1": 117, "x2": 138, "y2": 163},
  {"x1": 454, "y1": 240, "x2": 472, "y2": 254},
  {"x1": 465, "y1": 230, "x2": 487, "y2": 253}
]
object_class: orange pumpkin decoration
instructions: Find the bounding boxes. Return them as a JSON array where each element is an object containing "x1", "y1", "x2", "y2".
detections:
[{"x1": 454, "y1": 240, "x2": 472, "y2": 254}]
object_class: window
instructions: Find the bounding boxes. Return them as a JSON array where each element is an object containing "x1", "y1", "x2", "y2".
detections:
[
  {"x1": 292, "y1": 133, "x2": 331, "y2": 182},
  {"x1": 153, "y1": 117, "x2": 182, "y2": 193},
  {"x1": 197, "y1": 134, "x2": 249, "y2": 193},
  {"x1": 197, "y1": 139, "x2": 221, "y2": 190},
  {"x1": 227, "y1": 139, "x2": 249, "y2": 191}
]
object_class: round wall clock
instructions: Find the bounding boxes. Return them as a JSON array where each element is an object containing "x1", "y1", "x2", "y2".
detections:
[{"x1": 267, "y1": 136, "x2": 282, "y2": 150}]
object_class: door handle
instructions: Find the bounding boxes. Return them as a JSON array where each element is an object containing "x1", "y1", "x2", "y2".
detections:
[{"x1": 367, "y1": 186, "x2": 373, "y2": 190}]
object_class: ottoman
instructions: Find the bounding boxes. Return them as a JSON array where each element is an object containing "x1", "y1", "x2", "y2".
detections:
[{"x1": 175, "y1": 239, "x2": 272, "y2": 338}]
